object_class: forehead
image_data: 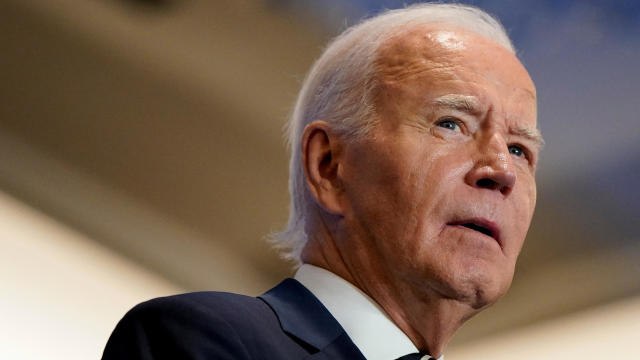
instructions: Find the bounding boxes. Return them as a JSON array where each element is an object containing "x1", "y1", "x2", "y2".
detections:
[{"x1": 373, "y1": 23, "x2": 537, "y2": 113}]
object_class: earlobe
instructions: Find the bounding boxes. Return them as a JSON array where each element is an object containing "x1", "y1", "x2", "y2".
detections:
[{"x1": 301, "y1": 121, "x2": 344, "y2": 215}]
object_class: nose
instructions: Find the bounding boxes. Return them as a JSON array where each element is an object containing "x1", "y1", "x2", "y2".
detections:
[{"x1": 465, "y1": 132, "x2": 516, "y2": 196}]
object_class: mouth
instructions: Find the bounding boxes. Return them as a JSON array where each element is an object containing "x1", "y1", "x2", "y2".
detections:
[{"x1": 448, "y1": 218, "x2": 501, "y2": 248}]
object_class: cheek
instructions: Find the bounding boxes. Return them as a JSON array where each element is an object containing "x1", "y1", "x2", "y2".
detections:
[
  {"x1": 340, "y1": 131, "x2": 474, "y2": 266},
  {"x1": 519, "y1": 176, "x2": 537, "y2": 223},
  {"x1": 348, "y1": 150, "x2": 424, "y2": 235},
  {"x1": 341, "y1": 138, "x2": 436, "y2": 249},
  {"x1": 509, "y1": 177, "x2": 537, "y2": 252},
  {"x1": 373, "y1": 150, "x2": 469, "y2": 258}
]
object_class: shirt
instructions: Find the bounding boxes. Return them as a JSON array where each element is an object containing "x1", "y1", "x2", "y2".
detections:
[{"x1": 294, "y1": 264, "x2": 442, "y2": 360}]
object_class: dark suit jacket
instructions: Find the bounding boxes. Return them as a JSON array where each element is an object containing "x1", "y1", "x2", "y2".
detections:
[{"x1": 102, "y1": 278, "x2": 366, "y2": 359}]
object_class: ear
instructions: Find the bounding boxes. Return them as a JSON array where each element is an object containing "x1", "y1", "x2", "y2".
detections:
[{"x1": 301, "y1": 121, "x2": 345, "y2": 216}]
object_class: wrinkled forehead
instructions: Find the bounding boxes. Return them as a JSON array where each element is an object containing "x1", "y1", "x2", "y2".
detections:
[
  {"x1": 373, "y1": 23, "x2": 536, "y2": 115},
  {"x1": 374, "y1": 23, "x2": 535, "y2": 93}
]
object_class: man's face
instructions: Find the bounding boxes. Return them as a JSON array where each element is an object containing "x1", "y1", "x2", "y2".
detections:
[{"x1": 336, "y1": 25, "x2": 540, "y2": 308}]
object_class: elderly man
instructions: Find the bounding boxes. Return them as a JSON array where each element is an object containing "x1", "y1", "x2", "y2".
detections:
[{"x1": 103, "y1": 3, "x2": 542, "y2": 359}]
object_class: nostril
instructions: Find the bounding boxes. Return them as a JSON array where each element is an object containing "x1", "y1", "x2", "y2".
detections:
[{"x1": 476, "y1": 178, "x2": 498, "y2": 190}]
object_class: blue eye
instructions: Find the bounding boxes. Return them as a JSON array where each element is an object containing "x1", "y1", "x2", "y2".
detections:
[
  {"x1": 508, "y1": 145, "x2": 525, "y2": 157},
  {"x1": 436, "y1": 118, "x2": 461, "y2": 132}
]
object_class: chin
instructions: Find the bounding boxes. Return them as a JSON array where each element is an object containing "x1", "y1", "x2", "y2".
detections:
[
  {"x1": 468, "y1": 286, "x2": 501, "y2": 310},
  {"x1": 448, "y1": 267, "x2": 512, "y2": 310}
]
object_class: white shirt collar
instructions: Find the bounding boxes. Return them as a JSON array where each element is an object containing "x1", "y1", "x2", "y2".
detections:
[{"x1": 294, "y1": 264, "x2": 442, "y2": 360}]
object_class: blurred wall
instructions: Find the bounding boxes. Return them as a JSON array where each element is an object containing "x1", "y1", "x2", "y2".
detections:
[{"x1": 0, "y1": 189, "x2": 183, "y2": 360}]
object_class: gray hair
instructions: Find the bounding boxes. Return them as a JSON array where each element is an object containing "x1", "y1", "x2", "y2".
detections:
[{"x1": 269, "y1": 3, "x2": 515, "y2": 266}]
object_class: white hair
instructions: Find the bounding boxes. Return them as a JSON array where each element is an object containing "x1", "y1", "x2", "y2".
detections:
[{"x1": 269, "y1": 2, "x2": 515, "y2": 266}]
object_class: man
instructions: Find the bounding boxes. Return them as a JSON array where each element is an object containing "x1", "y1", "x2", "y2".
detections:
[{"x1": 103, "y1": 3, "x2": 542, "y2": 359}]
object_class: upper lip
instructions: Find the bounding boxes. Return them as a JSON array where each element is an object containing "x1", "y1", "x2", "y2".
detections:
[{"x1": 448, "y1": 218, "x2": 502, "y2": 248}]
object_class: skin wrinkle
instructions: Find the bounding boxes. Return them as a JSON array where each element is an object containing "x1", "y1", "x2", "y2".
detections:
[
  {"x1": 378, "y1": 61, "x2": 451, "y2": 84},
  {"x1": 375, "y1": 30, "x2": 462, "y2": 85},
  {"x1": 430, "y1": 89, "x2": 542, "y2": 157},
  {"x1": 302, "y1": 23, "x2": 539, "y2": 357},
  {"x1": 422, "y1": 85, "x2": 540, "y2": 158}
]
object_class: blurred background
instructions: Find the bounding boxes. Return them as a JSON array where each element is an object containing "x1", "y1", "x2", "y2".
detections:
[{"x1": 1, "y1": 0, "x2": 639, "y2": 359}]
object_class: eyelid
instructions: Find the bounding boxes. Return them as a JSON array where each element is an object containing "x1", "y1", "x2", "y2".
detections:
[
  {"x1": 510, "y1": 142, "x2": 536, "y2": 164},
  {"x1": 435, "y1": 116, "x2": 467, "y2": 133}
]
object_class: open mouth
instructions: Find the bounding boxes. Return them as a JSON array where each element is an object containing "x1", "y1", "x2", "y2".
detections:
[
  {"x1": 448, "y1": 219, "x2": 501, "y2": 246},
  {"x1": 460, "y1": 222, "x2": 493, "y2": 237}
]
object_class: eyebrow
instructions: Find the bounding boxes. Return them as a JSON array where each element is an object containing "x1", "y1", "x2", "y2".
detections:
[
  {"x1": 433, "y1": 94, "x2": 481, "y2": 113},
  {"x1": 434, "y1": 94, "x2": 545, "y2": 150},
  {"x1": 511, "y1": 126, "x2": 545, "y2": 150}
]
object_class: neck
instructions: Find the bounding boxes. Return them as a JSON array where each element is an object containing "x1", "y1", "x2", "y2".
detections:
[
  {"x1": 368, "y1": 284, "x2": 476, "y2": 357},
  {"x1": 301, "y1": 232, "x2": 476, "y2": 357}
]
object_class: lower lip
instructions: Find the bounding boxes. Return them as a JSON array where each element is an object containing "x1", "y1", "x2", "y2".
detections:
[{"x1": 448, "y1": 225, "x2": 501, "y2": 249}]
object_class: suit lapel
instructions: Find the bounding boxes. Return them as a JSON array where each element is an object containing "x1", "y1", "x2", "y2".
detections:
[
  {"x1": 259, "y1": 278, "x2": 366, "y2": 360},
  {"x1": 303, "y1": 332, "x2": 367, "y2": 360}
]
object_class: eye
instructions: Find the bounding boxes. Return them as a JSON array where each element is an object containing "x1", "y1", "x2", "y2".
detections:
[
  {"x1": 435, "y1": 118, "x2": 462, "y2": 132},
  {"x1": 508, "y1": 144, "x2": 525, "y2": 158}
]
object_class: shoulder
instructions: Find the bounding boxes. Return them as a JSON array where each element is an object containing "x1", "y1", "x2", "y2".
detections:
[
  {"x1": 103, "y1": 291, "x2": 283, "y2": 360},
  {"x1": 121, "y1": 291, "x2": 273, "y2": 333},
  {"x1": 132, "y1": 291, "x2": 269, "y2": 324}
]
